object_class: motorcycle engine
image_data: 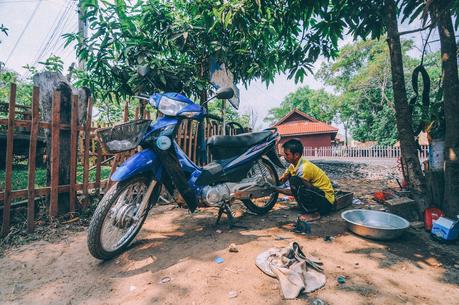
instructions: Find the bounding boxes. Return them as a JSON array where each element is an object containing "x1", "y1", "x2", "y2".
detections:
[{"x1": 201, "y1": 184, "x2": 231, "y2": 206}]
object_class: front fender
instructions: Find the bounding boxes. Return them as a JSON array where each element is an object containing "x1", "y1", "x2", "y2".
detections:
[{"x1": 111, "y1": 148, "x2": 163, "y2": 182}]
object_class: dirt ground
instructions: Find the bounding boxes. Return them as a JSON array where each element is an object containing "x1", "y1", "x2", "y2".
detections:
[{"x1": 1, "y1": 160, "x2": 458, "y2": 305}]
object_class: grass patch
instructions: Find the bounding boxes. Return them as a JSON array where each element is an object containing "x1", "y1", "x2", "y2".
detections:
[{"x1": 0, "y1": 164, "x2": 112, "y2": 191}]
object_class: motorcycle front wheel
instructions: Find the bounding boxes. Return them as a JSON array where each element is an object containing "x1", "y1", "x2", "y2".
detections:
[
  {"x1": 87, "y1": 176, "x2": 160, "y2": 260},
  {"x1": 242, "y1": 158, "x2": 280, "y2": 215}
]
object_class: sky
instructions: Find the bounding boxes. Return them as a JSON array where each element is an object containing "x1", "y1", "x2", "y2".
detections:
[{"x1": 0, "y1": 0, "x2": 440, "y2": 131}]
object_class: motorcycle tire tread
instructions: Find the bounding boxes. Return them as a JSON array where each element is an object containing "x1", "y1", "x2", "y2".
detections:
[
  {"x1": 242, "y1": 158, "x2": 280, "y2": 215},
  {"x1": 87, "y1": 176, "x2": 159, "y2": 260}
]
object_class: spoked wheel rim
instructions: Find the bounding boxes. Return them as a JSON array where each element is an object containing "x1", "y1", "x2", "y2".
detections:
[
  {"x1": 246, "y1": 160, "x2": 278, "y2": 208},
  {"x1": 100, "y1": 181, "x2": 148, "y2": 252}
]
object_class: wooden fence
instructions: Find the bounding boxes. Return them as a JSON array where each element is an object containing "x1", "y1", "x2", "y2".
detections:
[
  {"x1": 0, "y1": 83, "x2": 237, "y2": 236},
  {"x1": 303, "y1": 145, "x2": 429, "y2": 160}
]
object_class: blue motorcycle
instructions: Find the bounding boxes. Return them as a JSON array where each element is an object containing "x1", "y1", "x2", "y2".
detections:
[{"x1": 88, "y1": 87, "x2": 284, "y2": 260}]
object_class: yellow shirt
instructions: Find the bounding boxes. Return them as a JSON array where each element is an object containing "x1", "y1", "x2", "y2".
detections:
[{"x1": 284, "y1": 157, "x2": 335, "y2": 204}]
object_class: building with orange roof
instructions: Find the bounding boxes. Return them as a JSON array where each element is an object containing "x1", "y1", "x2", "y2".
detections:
[{"x1": 272, "y1": 109, "x2": 338, "y2": 153}]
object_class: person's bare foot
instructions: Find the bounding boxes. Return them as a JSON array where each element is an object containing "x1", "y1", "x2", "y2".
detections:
[{"x1": 299, "y1": 212, "x2": 321, "y2": 222}]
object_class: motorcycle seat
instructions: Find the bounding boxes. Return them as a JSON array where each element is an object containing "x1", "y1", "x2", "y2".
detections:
[
  {"x1": 207, "y1": 130, "x2": 273, "y2": 161},
  {"x1": 207, "y1": 130, "x2": 272, "y2": 148}
]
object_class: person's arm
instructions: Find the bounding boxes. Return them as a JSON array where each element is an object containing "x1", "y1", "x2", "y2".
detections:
[{"x1": 279, "y1": 171, "x2": 291, "y2": 184}]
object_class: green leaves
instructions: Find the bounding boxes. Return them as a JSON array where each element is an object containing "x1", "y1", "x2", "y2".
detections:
[
  {"x1": 0, "y1": 24, "x2": 8, "y2": 36},
  {"x1": 38, "y1": 55, "x2": 64, "y2": 73},
  {"x1": 264, "y1": 86, "x2": 338, "y2": 125},
  {"x1": 315, "y1": 38, "x2": 442, "y2": 145}
]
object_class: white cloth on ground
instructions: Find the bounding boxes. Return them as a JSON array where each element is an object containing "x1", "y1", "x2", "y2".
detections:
[{"x1": 255, "y1": 242, "x2": 326, "y2": 299}]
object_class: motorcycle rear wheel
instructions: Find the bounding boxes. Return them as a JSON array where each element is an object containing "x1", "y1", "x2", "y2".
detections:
[
  {"x1": 87, "y1": 176, "x2": 160, "y2": 260},
  {"x1": 242, "y1": 158, "x2": 279, "y2": 215}
]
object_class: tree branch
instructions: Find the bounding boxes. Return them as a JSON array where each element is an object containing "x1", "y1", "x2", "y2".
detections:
[{"x1": 398, "y1": 23, "x2": 433, "y2": 36}]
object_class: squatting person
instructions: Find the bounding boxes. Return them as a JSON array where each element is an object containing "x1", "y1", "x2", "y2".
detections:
[{"x1": 279, "y1": 139, "x2": 335, "y2": 221}]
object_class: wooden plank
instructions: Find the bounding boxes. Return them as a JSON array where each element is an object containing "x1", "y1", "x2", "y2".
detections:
[
  {"x1": 83, "y1": 97, "x2": 93, "y2": 197},
  {"x1": 27, "y1": 87, "x2": 40, "y2": 232},
  {"x1": 69, "y1": 95, "x2": 79, "y2": 213},
  {"x1": 182, "y1": 119, "x2": 189, "y2": 154},
  {"x1": 1, "y1": 83, "x2": 16, "y2": 236},
  {"x1": 91, "y1": 134, "x2": 96, "y2": 165},
  {"x1": 50, "y1": 90, "x2": 61, "y2": 218},
  {"x1": 0, "y1": 118, "x2": 72, "y2": 130},
  {"x1": 187, "y1": 120, "x2": 193, "y2": 158},
  {"x1": 177, "y1": 122, "x2": 183, "y2": 148},
  {"x1": 79, "y1": 133, "x2": 84, "y2": 164},
  {"x1": 192, "y1": 122, "x2": 198, "y2": 163},
  {"x1": 0, "y1": 181, "x2": 109, "y2": 202},
  {"x1": 95, "y1": 140, "x2": 102, "y2": 193}
]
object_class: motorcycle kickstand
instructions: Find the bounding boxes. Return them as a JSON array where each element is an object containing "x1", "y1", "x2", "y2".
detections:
[{"x1": 215, "y1": 202, "x2": 247, "y2": 229}]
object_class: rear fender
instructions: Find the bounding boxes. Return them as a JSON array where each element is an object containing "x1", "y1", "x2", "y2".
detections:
[
  {"x1": 111, "y1": 149, "x2": 163, "y2": 182},
  {"x1": 266, "y1": 146, "x2": 285, "y2": 169}
]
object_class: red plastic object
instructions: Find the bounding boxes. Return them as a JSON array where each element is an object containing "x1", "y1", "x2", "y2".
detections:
[
  {"x1": 374, "y1": 192, "x2": 385, "y2": 202},
  {"x1": 373, "y1": 191, "x2": 394, "y2": 203},
  {"x1": 424, "y1": 208, "x2": 444, "y2": 231}
]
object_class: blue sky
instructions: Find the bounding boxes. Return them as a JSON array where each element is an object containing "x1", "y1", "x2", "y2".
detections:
[{"x1": 0, "y1": 0, "x2": 439, "y2": 130}]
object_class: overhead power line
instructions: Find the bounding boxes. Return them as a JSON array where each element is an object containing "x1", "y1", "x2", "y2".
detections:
[
  {"x1": 30, "y1": 0, "x2": 75, "y2": 66},
  {"x1": 30, "y1": 0, "x2": 68, "y2": 65},
  {"x1": 4, "y1": 0, "x2": 43, "y2": 64}
]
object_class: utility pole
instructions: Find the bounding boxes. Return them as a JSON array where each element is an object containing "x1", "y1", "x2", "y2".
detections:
[{"x1": 77, "y1": 0, "x2": 87, "y2": 70}]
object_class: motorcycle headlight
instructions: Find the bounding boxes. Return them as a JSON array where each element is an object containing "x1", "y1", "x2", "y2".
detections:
[{"x1": 158, "y1": 96, "x2": 189, "y2": 116}]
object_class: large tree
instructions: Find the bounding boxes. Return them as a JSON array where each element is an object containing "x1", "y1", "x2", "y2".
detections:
[
  {"x1": 264, "y1": 86, "x2": 337, "y2": 125},
  {"x1": 68, "y1": 0, "x2": 343, "y2": 101},
  {"x1": 316, "y1": 39, "x2": 441, "y2": 146},
  {"x1": 323, "y1": 0, "x2": 430, "y2": 211},
  {"x1": 401, "y1": 0, "x2": 459, "y2": 216}
]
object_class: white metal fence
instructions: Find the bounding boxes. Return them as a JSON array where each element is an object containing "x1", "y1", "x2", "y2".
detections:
[{"x1": 303, "y1": 145, "x2": 429, "y2": 160}]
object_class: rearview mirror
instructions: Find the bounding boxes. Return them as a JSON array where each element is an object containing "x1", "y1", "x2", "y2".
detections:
[{"x1": 215, "y1": 87, "x2": 234, "y2": 100}]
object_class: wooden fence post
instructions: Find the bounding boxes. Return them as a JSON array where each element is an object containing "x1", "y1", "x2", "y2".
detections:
[
  {"x1": 69, "y1": 95, "x2": 79, "y2": 213},
  {"x1": 50, "y1": 91, "x2": 61, "y2": 218},
  {"x1": 1, "y1": 83, "x2": 16, "y2": 236},
  {"x1": 83, "y1": 97, "x2": 93, "y2": 199},
  {"x1": 95, "y1": 141, "x2": 102, "y2": 194},
  {"x1": 27, "y1": 87, "x2": 40, "y2": 232}
]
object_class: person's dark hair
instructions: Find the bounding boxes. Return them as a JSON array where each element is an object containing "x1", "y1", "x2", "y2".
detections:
[{"x1": 282, "y1": 139, "x2": 303, "y2": 155}]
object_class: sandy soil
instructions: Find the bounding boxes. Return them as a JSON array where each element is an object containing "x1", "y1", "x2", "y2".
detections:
[{"x1": 0, "y1": 161, "x2": 458, "y2": 305}]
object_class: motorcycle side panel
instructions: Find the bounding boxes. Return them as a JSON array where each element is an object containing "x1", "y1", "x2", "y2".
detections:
[
  {"x1": 194, "y1": 138, "x2": 277, "y2": 186},
  {"x1": 111, "y1": 148, "x2": 163, "y2": 182}
]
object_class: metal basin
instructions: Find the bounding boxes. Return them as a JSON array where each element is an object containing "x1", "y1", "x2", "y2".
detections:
[{"x1": 341, "y1": 209, "x2": 410, "y2": 240}]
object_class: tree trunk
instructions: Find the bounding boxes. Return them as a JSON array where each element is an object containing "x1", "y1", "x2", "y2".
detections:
[
  {"x1": 344, "y1": 122, "x2": 349, "y2": 147},
  {"x1": 33, "y1": 72, "x2": 72, "y2": 214},
  {"x1": 384, "y1": 0, "x2": 427, "y2": 213},
  {"x1": 77, "y1": 87, "x2": 90, "y2": 126},
  {"x1": 432, "y1": 1, "x2": 459, "y2": 216}
]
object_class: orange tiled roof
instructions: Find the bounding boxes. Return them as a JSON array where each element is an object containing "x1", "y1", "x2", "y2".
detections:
[
  {"x1": 274, "y1": 109, "x2": 319, "y2": 126},
  {"x1": 276, "y1": 121, "x2": 338, "y2": 136}
]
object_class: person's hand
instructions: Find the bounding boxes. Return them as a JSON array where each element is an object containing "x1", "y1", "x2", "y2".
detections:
[{"x1": 279, "y1": 172, "x2": 290, "y2": 184}]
